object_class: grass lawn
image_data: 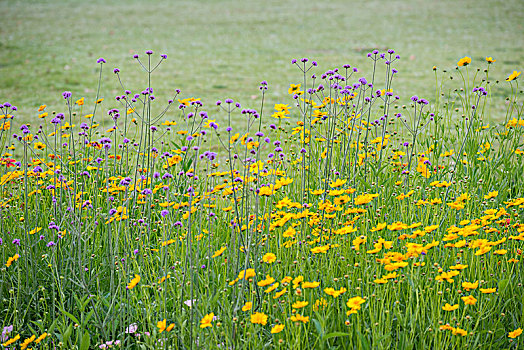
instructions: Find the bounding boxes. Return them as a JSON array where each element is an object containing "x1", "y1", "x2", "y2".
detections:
[{"x1": 1, "y1": 0, "x2": 523, "y2": 124}]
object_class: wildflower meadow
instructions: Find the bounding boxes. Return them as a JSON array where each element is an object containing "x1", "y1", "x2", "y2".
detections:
[{"x1": 0, "y1": 50, "x2": 523, "y2": 349}]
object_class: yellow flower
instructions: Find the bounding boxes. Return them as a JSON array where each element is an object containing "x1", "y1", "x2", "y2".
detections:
[
  {"x1": 370, "y1": 222, "x2": 387, "y2": 232},
  {"x1": 212, "y1": 246, "x2": 226, "y2": 258},
  {"x1": 200, "y1": 313, "x2": 214, "y2": 328},
  {"x1": 265, "y1": 282, "x2": 279, "y2": 293},
  {"x1": 302, "y1": 281, "x2": 320, "y2": 288},
  {"x1": 484, "y1": 191, "x2": 498, "y2": 200},
  {"x1": 157, "y1": 319, "x2": 167, "y2": 333},
  {"x1": 288, "y1": 84, "x2": 303, "y2": 95},
  {"x1": 258, "y1": 275, "x2": 276, "y2": 287},
  {"x1": 20, "y1": 335, "x2": 35, "y2": 350},
  {"x1": 2, "y1": 334, "x2": 20, "y2": 347},
  {"x1": 508, "y1": 328, "x2": 523, "y2": 338},
  {"x1": 442, "y1": 303, "x2": 459, "y2": 311},
  {"x1": 271, "y1": 324, "x2": 285, "y2": 334},
  {"x1": 330, "y1": 178, "x2": 347, "y2": 188},
  {"x1": 452, "y1": 327, "x2": 468, "y2": 336},
  {"x1": 263, "y1": 252, "x2": 277, "y2": 264},
  {"x1": 480, "y1": 288, "x2": 496, "y2": 294},
  {"x1": 34, "y1": 332, "x2": 47, "y2": 344},
  {"x1": 346, "y1": 296, "x2": 365, "y2": 310},
  {"x1": 5, "y1": 253, "x2": 20, "y2": 267},
  {"x1": 166, "y1": 323, "x2": 175, "y2": 332},
  {"x1": 38, "y1": 104, "x2": 46, "y2": 111},
  {"x1": 251, "y1": 312, "x2": 268, "y2": 325},
  {"x1": 485, "y1": 57, "x2": 496, "y2": 64},
  {"x1": 353, "y1": 193, "x2": 379, "y2": 205},
  {"x1": 324, "y1": 287, "x2": 347, "y2": 298},
  {"x1": 461, "y1": 281, "x2": 479, "y2": 291},
  {"x1": 242, "y1": 302, "x2": 252, "y2": 312},
  {"x1": 457, "y1": 56, "x2": 471, "y2": 67},
  {"x1": 274, "y1": 104, "x2": 290, "y2": 113},
  {"x1": 34, "y1": 142, "x2": 46, "y2": 150},
  {"x1": 506, "y1": 71, "x2": 521, "y2": 82},
  {"x1": 292, "y1": 301, "x2": 309, "y2": 309},
  {"x1": 461, "y1": 295, "x2": 477, "y2": 305},
  {"x1": 75, "y1": 97, "x2": 84, "y2": 105},
  {"x1": 290, "y1": 314, "x2": 309, "y2": 323},
  {"x1": 292, "y1": 276, "x2": 303, "y2": 288},
  {"x1": 127, "y1": 274, "x2": 141, "y2": 290}
]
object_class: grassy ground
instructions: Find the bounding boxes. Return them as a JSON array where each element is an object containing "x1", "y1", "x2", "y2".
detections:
[{"x1": 1, "y1": 0, "x2": 523, "y2": 125}]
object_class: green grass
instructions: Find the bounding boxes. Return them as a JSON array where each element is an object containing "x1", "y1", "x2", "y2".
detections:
[{"x1": 1, "y1": 0, "x2": 523, "y2": 125}]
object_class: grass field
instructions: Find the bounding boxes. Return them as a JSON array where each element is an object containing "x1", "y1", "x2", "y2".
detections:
[{"x1": 1, "y1": 0, "x2": 523, "y2": 125}]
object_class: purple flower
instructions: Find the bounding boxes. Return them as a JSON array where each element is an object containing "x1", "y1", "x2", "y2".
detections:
[
  {"x1": 97, "y1": 57, "x2": 106, "y2": 64},
  {"x1": 12, "y1": 239, "x2": 20, "y2": 246},
  {"x1": 161, "y1": 210, "x2": 169, "y2": 217},
  {"x1": 145, "y1": 50, "x2": 153, "y2": 55},
  {"x1": 291, "y1": 59, "x2": 297, "y2": 64},
  {"x1": 161, "y1": 54, "x2": 167, "y2": 59},
  {"x1": 113, "y1": 68, "x2": 120, "y2": 74}
]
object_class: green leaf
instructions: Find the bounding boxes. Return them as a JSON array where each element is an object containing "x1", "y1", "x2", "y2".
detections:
[
  {"x1": 60, "y1": 308, "x2": 80, "y2": 325},
  {"x1": 62, "y1": 323, "x2": 73, "y2": 345},
  {"x1": 357, "y1": 330, "x2": 370, "y2": 350},
  {"x1": 323, "y1": 331, "x2": 350, "y2": 340},
  {"x1": 80, "y1": 331, "x2": 91, "y2": 350},
  {"x1": 313, "y1": 318, "x2": 323, "y2": 337}
]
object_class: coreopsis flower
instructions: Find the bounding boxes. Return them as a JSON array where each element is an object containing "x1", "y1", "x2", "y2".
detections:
[
  {"x1": 250, "y1": 312, "x2": 268, "y2": 325},
  {"x1": 2, "y1": 334, "x2": 20, "y2": 347},
  {"x1": 20, "y1": 334, "x2": 35, "y2": 349},
  {"x1": 212, "y1": 246, "x2": 226, "y2": 258},
  {"x1": 457, "y1": 56, "x2": 471, "y2": 67},
  {"x1": 508, "y1": 328, "x2": 523, "y2": 338},
  {"x1": 290, "y1": 314, "x2": 309, "y2": 323},
  {"x1": 5, "y1": 254, "x2": 20, "y2": 267},
  {"x1": 506, "y1": 71, "x2": 521, "y2": 82},
  {"x1": 485, "y1": 57, "x2": 496, "y2": 64},
  {"x1": 462, "y1": 281, "x2": 479, "y2": 291},
  {"x1": 346, "y1": 296, "x2": 366, "y2": 314},
  {"x1": 324, "y1": 287, "x2": 347, "y2": 298},
  {"x1": 157, "y1": 319, "x2": 167, "y2": 333},
  {"x1": 442, "y1": 303, "x2": 459, "y2": 311},
  {"x1": 271, "y1": 324, "x2": 285, "y2": 334},
  {"x1": 127, "y1": 274, "x2": 141, "y2": 290},
  {"x1": 262, "y1": 253, "x2": 277, "y2": 264},
  {"x1": 452, "y1": 327, "x2": 467, "y2": 336},
  {"x1": 354, "y1": 193, "x2": 379, "y2": 205},
  {"x1": 480, "y1": 288, "x2": 496, "y2": 294},
  {"x1": 461, "y1": 295, "x2": 477, "y2": 305},
  {"x1": 302, "y1": 281, "x2": 320, "y2": 288},
  {"x1": 200, "y1": 313, "x2": 215, "y2": 328},
  {"x1": 258, "y1": 275, "x2": 275, "y2": 287},
  {"x1": 292, "y1": 301, "x2": 308, "y2": 309},
  {"x1": 34, "y1": 332, "x2": 47, "y2": 344},
  {"x1": 288, "y1": 84, "x2": 303, "y2": 95},
  {"x1": 242, "y1": 302, "x2": 252, "y2": 312}
]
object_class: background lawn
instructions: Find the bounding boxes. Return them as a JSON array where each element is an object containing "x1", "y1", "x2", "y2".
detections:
[{"x1": 1, "y1": 0, "x2": 523, "y2": 126}]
